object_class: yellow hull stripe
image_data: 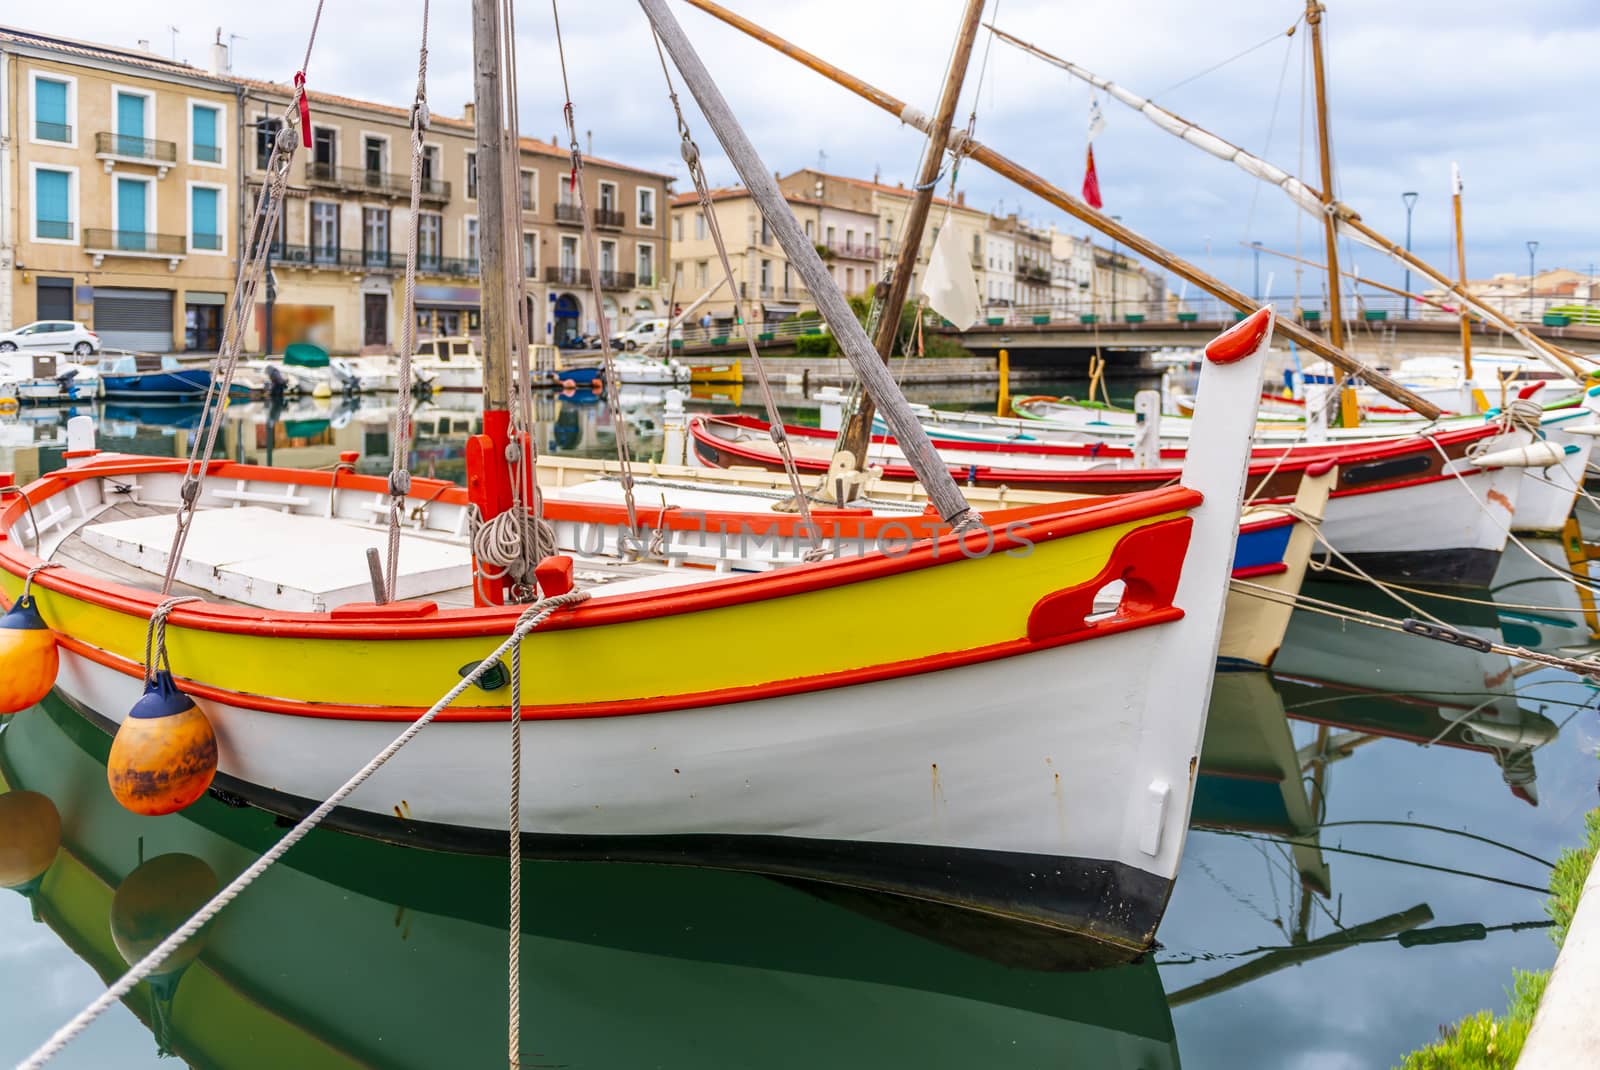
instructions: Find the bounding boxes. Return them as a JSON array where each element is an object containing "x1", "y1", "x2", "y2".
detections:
[{"x1": 3, "y1": 513, "x2": 1183, "y2": 710}]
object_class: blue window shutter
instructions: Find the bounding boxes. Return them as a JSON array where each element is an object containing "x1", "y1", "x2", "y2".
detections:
[
  {"x1": 192, "y1": 187, "x2": 218, "y2": 247},
  {"x1": 193, "y1": 106, "x2": 216, "y2": 151},
  {"x1": 36, "y1": 170, "x2": 69, "y2": 221},
  {"x1": 35, "y1": 80, "x2": 67, "y2": 127}
]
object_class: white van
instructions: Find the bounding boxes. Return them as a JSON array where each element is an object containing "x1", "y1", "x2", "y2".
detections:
[{"x1": 614, "y1": 318, "x2": 670, "y2": 351}]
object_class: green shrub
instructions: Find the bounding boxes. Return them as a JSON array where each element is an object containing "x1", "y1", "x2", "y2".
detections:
[
  {"x1": 1547, "y1": 807, "x2": 1600, "y2": 947},
  {"x1": 1397, "y1": 971, "x2": 1548, "y2": 1070},
  {"x1": 795, "y1": 334, "x2": 833, "y2": 357}
]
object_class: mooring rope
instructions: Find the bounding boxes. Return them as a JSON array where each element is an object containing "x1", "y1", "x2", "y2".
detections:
[
  {"x1": 18, "y1": 561, "x2": 61, "y2": 603},
  {"x1": 507, "y1": 624, "x2": 525, "y2": 1069},
  {"x1": 17, "y1": 591, "x2": 588, "y2": 1070},
  {"x1": 140, "y1": 596, "x2": 201, "y2": 687}
]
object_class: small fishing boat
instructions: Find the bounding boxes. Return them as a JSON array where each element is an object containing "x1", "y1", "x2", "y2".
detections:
[
  {"x1": 610, "y1": 353, "x2": 691, "y2": 385},
  {"x1": 95, "y1": 354, "x2": 223, "y2": 401},
  {"x1": 690, "y1": 412, "x2": 1531, "y2": 587},
  {"x1": 0, "y1": 310, "x2": 1275, "y2": 959},
  {"x1": 688, "y1": 357, "x2": 743, "y2": 384},
  {"x1": 0, "y1": 352, "x2": 101, "y2": 407}
]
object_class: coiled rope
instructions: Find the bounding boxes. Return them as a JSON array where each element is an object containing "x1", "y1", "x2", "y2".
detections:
[
  {"x1": 471, "y1": 505, "x2": 558, "y2": 589},
  {"x1": 17, "y1": 590, "x2": 588, "y2": 1070}
]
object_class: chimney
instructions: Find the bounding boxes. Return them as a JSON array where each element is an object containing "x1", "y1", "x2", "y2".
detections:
[
  {"x1": 956, "y1": 191, "x2": 965, "y2": 206},
  {"x1": 208, "y1": 28, "x2": 228, "y2": 76},
  {"x1": 463, "y1": 102, "x2": 475, "y2": 129},
  {"x1": 586, "y1": 129, "x2": 593, "y2": 156}
]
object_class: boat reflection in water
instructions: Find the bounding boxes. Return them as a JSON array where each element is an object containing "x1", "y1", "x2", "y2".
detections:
[
  {"x1": 1271, "y1": 578, "x2": 1560, "y2": 805},
  {"x1": 0, "y1": 696, "x2": 1179, "y2": 1069}
]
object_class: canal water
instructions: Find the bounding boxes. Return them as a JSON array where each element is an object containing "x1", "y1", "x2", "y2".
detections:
[{"x1": 1, "y1": 387, "x2": 1596, "y2": 1069}]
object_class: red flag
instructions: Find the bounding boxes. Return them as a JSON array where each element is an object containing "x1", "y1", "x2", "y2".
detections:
[{"x1": 1082, "y1": 145, "x2": 1103, "y2": 210}]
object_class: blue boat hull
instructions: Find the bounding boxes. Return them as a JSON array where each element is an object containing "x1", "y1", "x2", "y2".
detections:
[{"x1": 100, "y1": 368, "x2": 213, "y2": 400}]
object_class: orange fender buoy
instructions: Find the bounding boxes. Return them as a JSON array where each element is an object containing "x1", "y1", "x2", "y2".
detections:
[
  {"x1": 0, "y1": 595, "x2": 59, "y2": 713},
  {"x1": 107, "y1": 672, "x2": 218, "y2": 816}
]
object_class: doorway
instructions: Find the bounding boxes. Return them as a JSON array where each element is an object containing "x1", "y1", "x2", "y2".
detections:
[
  {"x1": 553, "y1": 293, "x2": 580, "y2": 346},
  {"x1": 364, "y1": 292, "x2": 389, "y2": 348}
]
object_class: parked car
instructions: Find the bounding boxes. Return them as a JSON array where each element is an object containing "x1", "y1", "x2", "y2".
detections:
[
  {"x1": 613, "y1": 318, "x2": 670, "y2": 351},
  {"x1": 0, "y1": 320, "x2": 99, "y2": 355}
]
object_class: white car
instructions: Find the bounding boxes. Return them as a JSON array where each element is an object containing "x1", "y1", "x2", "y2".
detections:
[
  {"x1": 0, "y1": 320, "x2": 100, "y2": 356},
  {"x1": 614, "y1": 318, "x2": 670, "y2": 351}
]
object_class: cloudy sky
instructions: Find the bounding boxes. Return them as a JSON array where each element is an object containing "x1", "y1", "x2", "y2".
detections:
[{"x1": 25, "y1": 0, "x2": 1599, "y2": 302}]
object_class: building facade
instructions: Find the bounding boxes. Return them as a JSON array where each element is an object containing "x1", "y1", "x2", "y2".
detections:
[
  {"x1": 669, "y1": 184, "x2": 880, "y2": 326},
  {"x1": 1, "y1": 27, "x2": 241, "y2": 351},
  {"x1": 1, "y1": 24, "x2": 672, "y2": 355},
  {"x1": 240, "y1": 84, "x2": 673, "y2": 354}
]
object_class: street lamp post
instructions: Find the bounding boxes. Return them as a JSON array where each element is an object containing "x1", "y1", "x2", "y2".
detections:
[
  {"x1": 1401, "y1": 191, "x2": 1418, "y2": 318},
  {"x1": 1527, "y1": 240, "x2": 1540, "y2": 321},
  {"x1": 1110, "y1": 215, "x2": 1122, "y2": 322},
  {"x1": 1251, "y1": 240, "x2": 1263, "y2": 303}
]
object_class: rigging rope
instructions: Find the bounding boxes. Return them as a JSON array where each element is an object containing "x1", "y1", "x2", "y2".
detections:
[
  {"x1": 156, "y1": 0, "x2": 328, "y2": 600},
  {"x1": 551, "y1": 0, "x2": 641, "y2": 552},
  {"x1": 17, "y1": 591, "x2": 588, "y2": 1070},
  {"x1": 384, "y1": 0, "x2": 431, "y2": 603},
  {"x1": 650, "y1": 32, "x2": 823, "y2": 555}
]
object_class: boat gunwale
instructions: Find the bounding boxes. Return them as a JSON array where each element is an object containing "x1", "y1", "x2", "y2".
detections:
[{"x1": 0, "y1": 453, "x2": 1203, "y2": 642}]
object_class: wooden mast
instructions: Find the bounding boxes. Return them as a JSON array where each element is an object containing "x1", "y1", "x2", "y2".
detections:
[
  {"x1": 1453, "y1": 164, "x2": 1473, "y2": 380},
  {"x1": 681, "y1": 0, "x2": 1443, "y2": 418},
  {"x1": 638, "y1": 0, "x2": 981, "y2": 526},
  {"x1": 465, "y1": 0, "x2": 514, "y2": 604},
  {"x1": 839, "y1": 0, "x2": 986, "y2": 468},
  {"x1": 1305, "y1": 1, "x2": 1345, "y2": 353}
]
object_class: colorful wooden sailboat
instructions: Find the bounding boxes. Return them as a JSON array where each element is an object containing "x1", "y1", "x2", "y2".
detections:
[{"x1": 0, "y1": 314, "x2": 1276, "y2": 958}]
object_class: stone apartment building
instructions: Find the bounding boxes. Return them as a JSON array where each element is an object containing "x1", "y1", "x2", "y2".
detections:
[
  {"x1": 239, "y1": 87, "x2": 672, "y2": 353},
  {"x1": 1, "y1": 27, "x2": 241, "y2": 351},
  {"x1": 1, "y1": 24, "x2": 672, "y2": 355},
  {"x1": 669, "y1": 184, "x2": 879, "y2": 327}
]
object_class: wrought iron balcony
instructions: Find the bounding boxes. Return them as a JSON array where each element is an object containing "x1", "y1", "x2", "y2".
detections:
[
  {"x1": 545, "y1": 265, "x2": 590, "y2": 286},
  {"x1": 34, "y1": 121, "x2": 71, "y2": 143},
  {"x1": 192, "y1": 143, "x2": 223, "y2": 164},
  {"x1": 306, "y1": 162, "x2": 450, "y2": 201},
  {"x1": 824, "y1": 241, "x2": 878, "y2": 260},
  {"x1": 639, "y1": 212, "x2": 656, "y2": 229},
  {"x1": 36, "y1": 220, "x2": 74, "y2": 241},
  {"x1": 636, "y1": 272, "x2": 656, "y2": 288},
  {"x1": 597, "y1": 270, "x2": 636, "y2": 291},
  {"x1": 95, "y1": 132, "x2": 177, "y2": 163},
  {"x1": 83, "y1": 228, "x2": 186, "y2": 269},
  {"x1": 555, "y1": 202, "x2": 584, "y2": 225},
  {"x1": 594, "y1": 207, "x2": 625, "y2": 229},
  {"x1": 268, "y1": 243, "x2": 478, "y2": 276}
]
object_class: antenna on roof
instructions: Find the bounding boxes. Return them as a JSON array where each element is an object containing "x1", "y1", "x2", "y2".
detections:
[
  {"x1": 167, "y1": 25, "x2": 179, "y2": 61},
  {"x1": 227, "y1": 31, "x2": 247, "y2": 71},
  {"x1": 816, "y1": 149, "x2": 828, "y2": 172}
]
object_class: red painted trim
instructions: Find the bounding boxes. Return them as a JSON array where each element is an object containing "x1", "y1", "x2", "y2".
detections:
[
  {"x1": 693, "y1": 413, "x2": 1501, "y2": 475},
  {"x1": 0, "y1": 455, "x2": 1201, "y2": 641},
  {"x1": 1206, "y1": 307, "x2": 1272, "y2": 364},
  {"x1": 1239, "y1": 513, "x2": 1298, "y2": 534},
  {"x1": 54, "y1": 603, "x2": 1187, "y2": 723},
  {"x1": 1230, "y1": 562, "x2": 1290, "y2": 580}
]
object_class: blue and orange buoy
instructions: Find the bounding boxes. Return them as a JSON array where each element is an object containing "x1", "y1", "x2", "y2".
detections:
[
  {"x1": 107, "y1": 671, "x2": 219, "y2": 816},
  {"x1": 0, "y1": 594, "x2": 59, "y2": 714}
]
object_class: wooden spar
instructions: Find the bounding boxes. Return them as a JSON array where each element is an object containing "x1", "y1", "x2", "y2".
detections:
[
  {"x1": 682, "y1": 0, "x2": 1444, "y2": 419},
  {"x1": 471, "y1": 0, "x2": 509, "y2": 413},
  {"x1": 982, "y1": 23, "x2": 1589, "y2": 378},
  {"x1": 1305, "y1": 2, "x2": 1346, "y2": 352},
  {"x1": 1453, "y1": 165, "x2": 1473, "y2": 379},
  {"x1": 638, "y1": 0, "x2": 981, "y2": 526},
  {"x1": 839, "y1": 0, "x2": 986, "y2": 468},
  {"x1": 1249, "y1": 242, "x2": 1457, "y2": 315}
]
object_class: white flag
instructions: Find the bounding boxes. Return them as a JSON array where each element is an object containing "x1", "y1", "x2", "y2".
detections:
[
  {"x1": 920, "y1": 221, "x2": 981, "y2": 330},
  {"x1": 1451, "y1": 161, "x2": 1463, "y2": 196},
  {"x1": 1087, "y1": 97, "x2": 1106, "y2": 142}
]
